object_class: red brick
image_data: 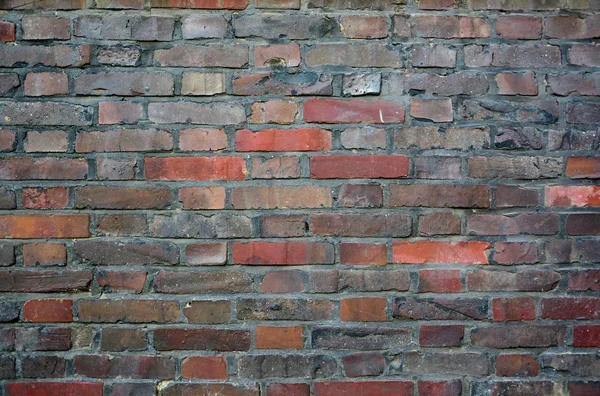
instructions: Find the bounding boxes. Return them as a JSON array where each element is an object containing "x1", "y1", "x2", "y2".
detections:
[
  {"x1": 393, "y1": 241, "x2": 490, "y2": 264},
  {"x1": 150, "y1": 0, "x2": 248, "y2": 8},
  {"x1": 236, "y1": 128, "x2": 331, "y2": 151},
  {"x1": 184, "y1": 243, "x2": 226, "y2": 266},
  {"x1": 493, "y1": 297, "x2": 536, "y2": 322},
  {"x1": 568, "y1": 270, "x2": 600, "y2": 291},
  {"x1": 179, "y1": 128, "x2": 227, "y2": 151},
  {"x1": 267, "y1": 384, "x2": 309, "y2": 396},
  {"x1": 96, "y1": 270, "x2": 147, "y2": 293},
  {"x1": 232, "y1": 241, "x2": 334, "y2": 265},
  {"x1": 541, "y1": 297, "x2": 600, "y2": 320},
  {"x1": 419, "y1": 270, "x2": 462, "y2": 293},
  {"x1": 342, "y1": 352, "x2": 386, "y2": 377},
  {"x1": 338, "y1": 184, "x2": 383, "y2": 208},
  {"x1": 256, "y1": 326, "x2": 303, "y2": 349},
  {"x1": 495, "y1": 72, "x2": 538, "y2": 95},
  {"x1": 24, "y1": 299, "x2": 73, "y2": 323},
  {"x1": 24, "y1": 130, "x2": 68, "y2": 153},
  {"x1": 179, "y1": 187, "x2": 225, "y2": 209},
  {"x1": 5, "y1": 382, "x2": 103, "y2": 396},
  {"x1": 145, "y1": 157, "x2": 246, "y2": 180},
  {"x1": 24, "y1": 72, "x2": 68, "y2": 96},
  {"x1": 410, "y1": 98, "x2": 453, "y2": 122},
  {"x1": 419, "y1": 325, "x2": 464, "y2": 347},
  {"x1": 0, "y1": 21, "x2": 15, "y2": 42},
  {"x1": 496, "y1": 16, "x2": 542, "y2": 39},
  {"x1": 304, "y1": 99, "x2": 405, "y2": 124},
  {"x1": 251, "y1": 157, "x2": 301, "y2": 179},
  {"x1": 314, "y1": 381, "x2": 413, "y2": 396},
  {"x1": 566, "y1": 157, "x2": 600, "y2": 179},
  {"x1": 251, "y1": 100, "x2": 298, "y2": 124},
  {"x1": 182, "y1": 356, "x2": 227, "y2": 379},
  {"x1": 495, "y1": 185, "x2": 539, "y2": 207},
  {"x1": 232, "y1": 186, "x2": 331, "y2": 209},
  {"x1": 573, "y1": 325, "x2": 600, "y2": 347},
  {"x1": 98, "y1": 102, "x2": 143, "y2": 124},
  {"x1": 23, "y1": 243, "x2": 66, "y2": 266},
  {"x1": 419, "y1": 213, "x2": 461, "y2": 235},
  {"x1": 0, "y1": 214, "x2": 89, "y2": 238},
  {"x1": 22, "y1": 187, "x2": 68, "y2": 209},
  {"x1": 492, "y1": 242, "x2": 538, "y2": 265},
  {"x1": 339, "y1": 16, "x2": 388, "y2": 39},
  {"x1": 412, "y1": 15, "x2": 490, "y2": 38},
  {"x1": 0, "y1": 157, "x2": 88, "y2": 180},
  {"x1": 259, "y1": 270, "x2": 304, "y2": 293},
  {"x1": 254, "y1": 44, "x2": 301, "y2": 67},
  {"x1": 340, "y1": 243, "x2": 387, "y2": 266},
  {"x1": 311, "y1": 155, "x2": 409, "y2": 179},
  {"x1": 340, "y1": 297, "x2": 387, "y2": 322},
  {"x1": 496, "y1": 354, "x2": 539, "y2": 377}
]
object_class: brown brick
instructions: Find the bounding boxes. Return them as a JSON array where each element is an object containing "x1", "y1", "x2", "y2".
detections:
[
  {"x1": 254, "y1": 44, "x2": 301, "y2": 67},
  {"x1": 183, "y1": 300, "x2": 231, "y2": 324},
  {"x1": 78, "y1": 300, "x2": 180, "y2": 323},
  {"x1": 23, "y1": 244, "x2": 66, "y2": 267},
  {"x1": 259, "y1": 270, "x2": 305, "y2": 293}
]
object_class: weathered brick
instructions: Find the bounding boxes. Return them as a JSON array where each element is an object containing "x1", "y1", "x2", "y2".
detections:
[
  {"x1": 21, "y1": 356, "x2": 66, "y2": 378},
  {"x1": 24, "y1": 299, "x2": 72, "y2": 323},
  {"x1": 386, "y1": 72, "x2": 488, "y2": 96},
  {"x1": 75, "y1": 240, "x2": 178, "y2": 265},
  {"x1": 267, "y1": 384, "x2": 309, "y2": 396},
  {"x1": 97, "y1": 45, "x2": 141, "y2": 66},
  {"x1": 312, "y1": 327, "x2": 411, "y2": 350},
  {"x1": 393, "y1": 297, "x2": 488, "y2": 320},
  {"x1": 412, "y1": 45, "x2": 456, "y2": 68},
  {"x1": 568, "y1": 270, "x2": 600, "y2": 291},
  {"x1": 98, "y1": 102, "x2": 143, "y2": 124},
  {"x1": 76, "y1": 72, "x2": 173, "y2": 96},
  {"x1": 403, "y1": 352, "x2": 489, "y2": 376},
  {"x1": 306, "y1": 44, "x2": 402, "y2": 68},
  {"x1": 96, "y1": 270, "x2": 147, "y2": 293},
  {"x1": 569, "y1": 44, "x2": 600, "y2": 66},
  {"x1": 151, "y1": 213, "x2": 251, "y2": 238},
  {"x1": 311, "y1": 213, "x2": 411, "y2": 237},
  {"x1": 0, "y1": 102, "x2": 92, "y2": 126},
  {"x1": 74, "y1": 355, "x2": 175, "y2": 379},
  {"x1": 496, "y1": 16, "x2": 541, "y2": 39},
  {"x1": 467, "y1": 270, "x2": 560, "y2": 292},
  {"x1": 496, "y1": 354, "x2": 539, "y2": 377},
  {"x1": 495, "y1": 72, "x2": 537, "y2": 96},
  {"x1": 471, "y1": 325, "x2": 566, "y2": 348},
  {"x1": 79, "y1": 300, "x2": 179, "y2": 323},
  {"x1": 467, "y1": 213, "x2": 559, "y2": 235},
  {"x1": 461, "y1": 100, "x2": 559, "y2": 124},
  {"x1": 495, "y1": 185, "x2": 539, "y2": 207},
  {"x1": 393, "y1": 241, "x2": 490, "y2": 264},
  {"x1": 547, "y1": 73, "x2": 600, "y2": 96},
  {"x1": 260, "y1": 215, "x2": 305, "y2": 237},
  {"x1": 0, "y1": 270, "x2": 91, "y2": 292},
  {"x1": 419, "y1": 325, "x2": 464, "y2": 347},
  {"x1": 232, "y1": 186, "x2": 331, "y2": 209},
  {"x1": 546, "y1": 15, "x2": 600, "y2": 39},
  {"x1": 339, "y1": 16, "x2": 387, "y2": 39},
  {"x1": 541, "y1": 354, "x2": 599, "y2": 377},
  {"x1": 0, "y1": 214, "x2": 89, "y2": 238},
  {"x1": 251, "y1": 100, "x2": 298, "y2": 124},
  {"x1": 238, "y1": 298, "x2": 334, "y2": 321},
  {"x1": 314, "y1": 381, "x2": 413, "y2": 396},
  {"x1": 234, "y1": 14, "x2": 335, "y2": 39},
  {"x1": 468, "y1": 156, "x2": 562, "y2": 179},
  {"x1": 75, "y1": 186, "x2": 172, "y2": 209},
  {"x1": 492, "y1": 242, "x2": 538, "y2": 265},
  {"x1": 260, "y1": 270, "x2": 304, "y2": 293},
  {"x1": 150, "y1": 0, "x2": 248, "y2": 8},
  {"x1": 395, "y1": 126, "x2": 490, "y2": 150},
  {"x1": 96, "y1": 157, "x2": 136, "y2": 180},
  {"x1": 182, "y1": 15, "x2": 228, "y2": 39},
  {"x1": 154, "y1": 328, "x2": 250, "y2": 351},
  {"x1": 0, "y1": 74, "x2": 19, "y2": 96},
  {"x1": 22, "y1": 187, "x2": 68, "y2": 209},
  {"x1": 412, "y1": 15, "x2": 490, "y2": 38},
  {"x1": 492, "y1": 297, "x2": 536, "y2": 322},
  {"x1": 467, "y1": 0, "x2": 563, "y2": 10},
  {"x1": 162, "y1": 384, "x2": 258, "y2": 396},
  {"x1": 419, "y1": 213, "x2": 461, "y2": 236},
  {"x1": 148, "y1": 102, "x2": 245, "y2": 125},
  {"x1": 183, "y1": 300, "x2": 231, "y2": 323},
  {"x1": 239, "y1": 354, "x2": 336, "y2": 379},
  {"x1": 22, "y1": 16, "x2": 70, "y2": 40},
  {"x1": 0, "y1": 45, "x2": 90, "y2": 67},
  {"x1": 410, "y1": 98, "x2": 453, "y2": 122},
  {"x1": 154, "y1": 45, "x2": 248, "y2": 67},
  {"x1": 181, "y1": 72, "x2": 225, "y2": 96},
  {"x1": 74, "y1": 15, "x2": 174, "y2": 41},
  {"x1": 342, "y1": 352, "x2": 385, "y2": 377},
  {"x1": 311, "y1": 155, "x2": 409, "y2": 178},
  {"x1": 390, "y1": 184, "x2": 489, "y2": 208},
  {"x1": 233, "y1": 72, "x2": 332, "y2": 96},
  {"x1": 257, "y1": 0, "x2": 300, "y2": 8},
  {"x1": 145, "y1": 156, "x2": 246, "y2": 180},
  {"x1": 155, "y1": 270, "x2": 253, "y2": 293},
  {"x1": 24, "y1": 72, "x2": 68, "y2": 97},
  {"x1": 101, "y1": 328, "x2": 146, "y2": 351},
  {"x1": 252, "y1": 157, "x2": 301, "y2": 179}
]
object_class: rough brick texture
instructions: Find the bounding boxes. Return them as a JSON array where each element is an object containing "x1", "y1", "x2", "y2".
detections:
[{"x1": 0, "y1": 0, "x2": 598, "y2": 394}]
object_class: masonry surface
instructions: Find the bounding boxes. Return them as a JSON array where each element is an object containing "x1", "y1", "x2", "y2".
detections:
[{"x1": 0, "y1": 0, "x2": 599, "y2": 395}]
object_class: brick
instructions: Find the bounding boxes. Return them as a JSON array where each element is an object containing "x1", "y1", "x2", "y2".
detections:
[
  {"x1": 312, "y1": 327, "x2": 411, "y2": 350},
  {"x1": 183, "y1": 243, "x2": 226, "y2": 266},
  {"x1": 569, "y1": 270, "x2": 600, "y2": 291},
  {"x1": 311, "y1": 213, "x2": 411, "y2": 237},
  {"x1": 386, "y1": 72, "x2": 489, "y2": 96},
  {"x1": 101, "y1": 328, "x2": 146, "y2": 351},
  {"x1": 153, "y1": 328, "x2": 250, "y2": 351},
  {"x1": 14, "y1": 327, "x2": 72, "y2": 351},
  {"x1": 573, "y1": 325, "x2": 600, "y2": 347},
  {"x1": 419, "y1": 325, "x2": 464, "y2": 347},
  {"x1": 96, "y1": 157, "x2": 136, "y2": 180},
  {"x1": 305, "y1": 99, "x2": 404, "y2": 124},
  {"x1": 468, "y1": 156, "x2": 562, "y2": 179},
  {"x1": 182, "y1": 15, "x2": 227, "y2": 39},
  {"x1": 343, "y1": 72, "x2": 382, "y2": 96},
  {"x1": 267, "y1": 384, "x2": 309, "y2": 396},
  {"x1": 491, "y1": 45, "x2": 561, "y2": 68},
  {"x1": 74, "y1": 15, "x2": 173, "y2": 41},
  {"x1": 0, "y1": 102, "x2": 92, "y2": 126},
  {"x1": 341, "y1": 128, "x2": 384, "y2": 149},
  {"x1": 467, "y1": 270, "x2": 560, "y2": 292},
  {"x1": 541, "y1": 297, "x2": 600, "y2": 320},
  {"x1": 496, "y1": 354, "x2": 539, "y2": 377},
  {"x1": 255, "y1": 44, "x2": 301, "y2": 67},
  {"x1": 419, "y1": 269, "x2": 461, "y2": 293},
  {"x1": 256, "y1": 0, "x2": 300, "y2": 8},
  {"x1": 492, "y1": 297, "x2": 536, "y2": 322},
  {"x1": 238, "y1": 298, "x2": 334, "y2": 321},
  {"x1": 22, "y1": 16, "x2": 70, "y2": 40},
  {"x1": 148, "y1": 102, "x2": 246, "y2": 125},
  {"x1": 0, "y1": 45, "x2": 90, "y2": 68},
  {"x1": 412, "y1": 15, "x2": 490, "y2": 38},
  {"x1": 233, "y1": 241, "x2": 334, "y2": 265},
  {"x1": 98, "y1": 102, "x2": 143, "y2": 124},
  {"x1": 155, "y1": 270, "x2": 253, "y2": 293},
  {"x1": 24, "y1": 73, "x2": 68, "y2": 97},
  {"x1": 568, "y1": 102, "x2": 600, "y2": 124},
  {"x1": 566, "y1": 157, "x2": 600, "y2": 179},
  {"x1": 410, "y1": 98, "x2": 453, "y2": 122},
  {"x1": 545, "y1": 240, "x2": 600, "y2": 264},
  {"x1": 496, "y1": 16, "x2": 541, "y2": 39},
  {"x1": 0, "y1": 270, "x2": 91, "y2": 292},
  {"x1": 546, "y1": 15, "x2": 600, "y2": 39},
  {"x1": 340, "y1": 297, "x2": 387, "y2": 322},
  {"x1": 179, "y1": 128, "x2": 227, "y2": 151},
  {"x1": 0, "y1": 214, "x2": 89, "y2": 238},
  {"x1": 179, "y1": 187, "x2": 225, "y2": 210},
  {"x1": 145, "y1": 156, "x2": 246, "y2": 180},
  {"x1": 22, "y1": 187, "x2": 68, "y2": 209},
  {"x1": 340, "y1": 243, "x2": 387, "y2": 265},
  {"x1": 338, "y1": 184, "x2": 383, "y2": 208},
  {"x1": 239, "y1": 354, "x2": 336, "y2": 379},
  {"x1": 403, "y1": 352, "x2": 489, "y2": 376},
  {"x1": 0, "y1": 243, "x2": 13, "y2": 267},
  {"x1": 546, "y1": 186, "x2": 600, "y2": 207},
  {"x1": 419, "y1": 213, "x2": 461, "y2": 235},
  {"x1": 251, "y1": 100, "x2": 297, "y2": 124},
  {"x1": 97, "y1": 45, "x2": 141, "y2": 66},
  {"x1": 24, "y1": 299, "x2": 72, "y2": 323},
  {"x1": 232, "y1": 186, "x2": 331, "y2": 209},
  {"x1": 393, "y1": 241, "x2": 490, "y2": 264},
  {"x1": 540, "y1": 354, "x2": 599, "y2": 377},
  {"x1": 75, "y1": 186, "x2": 172, "y2": 210},
  {"x1": 472, "y1": 382, "x2": 563, "y2": 396},
  {"x1": 79, "y1": 300, "x2": 179, "y2": 323},
  {"x1": 112, "y1": 384, "x2": 155, "y2": 396},
  {"x1": 418, "y1": 380, "x2": 461, "y2": 396},
  {"x1": 494, "y1": 127, "x2": 543, "y2": 150},
  {"x1": 0, "y1": 74, "x2": 19, "y2": 96},
  {"x1": 259, "y1": 270, "x2": 304, "y2": 293},
  {"x1": 252, "y1": 157, "x2": 301, "y2": 179},
  {"x1": 311, "y1": 270, "x2": 410, "y2": 293},
  {"x1": 183, "y1": 300, "x2": 231, "y2": 323},
  {"x1": 233, "y1": 72, "x2": 332, "y2": 96},
  {"x1": 467, "y1": 214, "x2": 559, "y2": 236},
  {"x1": 569, "y1": 44, "x2": 600, "y2": 66},
  {"x1": 181, "y1": 72, "x2": 225, "y2": 96},
  {"x1": 97, "y1": 270, "x2": 147, "y2": 294},
  {"x1": 342, "y1": 352, "x2": 386, "y2": 377},
  {"x1": 467, "y1": 0, "x2": 563, "y2": 10},
  {"x1": 308, "y1": 0, "x2": 405, "y2": 10},
  {"x1": 162, "y1": 384, "x2": 258, "y2": 396},
  {"x1": 395, "y1": 126, "x2": 490, "y2": 150},
  {"x1": 495, "y1": 72, "x2": 537, "y2": 96},
  {"x1": 74, "y1": 355, "x2": 175, "y2": 379},
  {"x1": 150, "y1": 0, "x2": 248, "y2": 8},
  {"x1": 151, "y1": 213, "x2": 251, "y2": 238},
  {"x1": 547, "y1": 72, "x2": 600, "y2": 96},
  {"x1": 419, "y1": 0, "x2": 456, "y2": 8},
  {"x1": 390, "y1": 184, "x2": 489, "y2": 208},
  {"x1": 311, "y1": 155, "x2": 408, "y2": 179},
  {"x1": 236, "y1": 128, "x2": 331, "y2": 151},
  {"x1": 24, "y1": 130, "x2": 68, "y2": 153},
  {"x1": 256, "y1": 326, "x2": 303, "y2": 349},
  {"x1": 154, "y1": 45, "x2": 248, "y2": 67},
  {"x1": 234, "y1": 14, "x2": 335, "y2": 40},
  {"x1": 23, "y1": 244, "x2": 66, "y2": 267},
  {"x1": 495, "y1": 185, "x2": 539, "y2": 207},
  {"x1": 5, "y1": 383, "x2": 103, "y2": 396},
  {"x1": 464, "y1": 45, "x2": 492, "y2": 67},
  {"x1": 76, "y1": 72, "x2": 173, "y2": 96},
  {"x1": 260, "y1": 215, "x2": 305, "y2": 237},
  {"x1": 462, "y1": 100, "x2": 559, "y2": 124},
  {"x1": 0, "y1": 301, "x2": 18, "y2": 322},
  {"x1": 412, "y1": 45, "x2": 456, "y2": 68},
  {"x1": 0, "y1": 21, "x2": 15, "y2": 42},
  {"x1": 492, "y1": 242, "x2": 538, "y2": 265},
  {"x1": 182, "y1": 356, "x2": 227, "y2": 379},
  {"x1": 314, "y1": 381, "x2": 413, "y2": 396},
  {"x1": 306, "y1": 44, "x2": 402, "y2": 68},
  {"x1": 471, "y1": 325, "x2": 566, "y2": 348},
  {"x1": 21, "y1": 356, "x2": 66, "y2": 378},
  {"x1": 570, "y1": 382, "x2": 600, "y2": 396},
  {"x1": 339, "y1": 16, "x2": 387, "y2": 39},
  {"x1": 393, "y1": 297, "x2": 487, "y2": 320},
  {"x1": 95, "y1": 214, "x2": 147, "y2": 237},
  {"x1": 96, "y1": 0, "x2": 144, "y2": 8}
]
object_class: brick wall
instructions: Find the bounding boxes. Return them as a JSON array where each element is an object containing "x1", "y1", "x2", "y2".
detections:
[{"x1": 0, "y1": 0, "x2": 599, "y2": 395}]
